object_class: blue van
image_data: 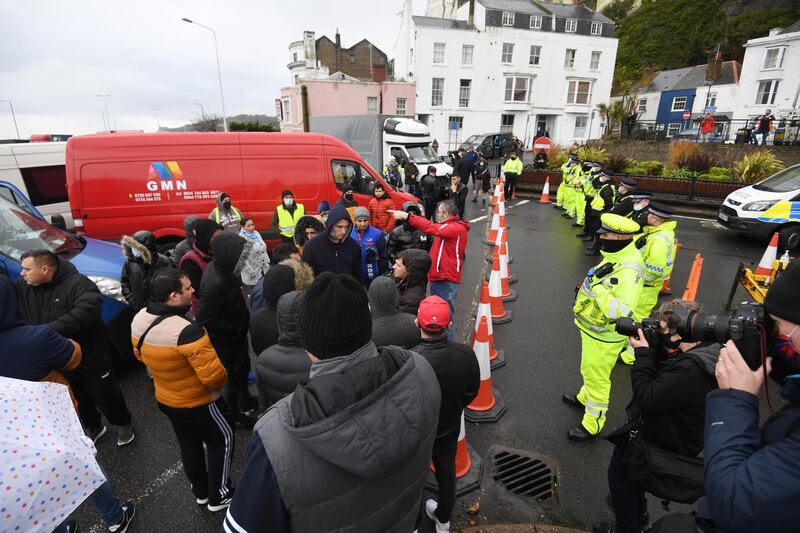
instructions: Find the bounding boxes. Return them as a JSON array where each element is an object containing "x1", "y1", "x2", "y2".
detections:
[{"x1": 0, "y1": 180, "x2": 133, "y2": 360}]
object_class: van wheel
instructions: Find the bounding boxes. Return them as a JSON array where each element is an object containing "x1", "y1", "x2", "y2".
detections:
[
  {"x1": 157, "y1": 238, "x2": 182, "y2": 260},
  {"x1": 779, "y1": 224, "x2": 800, "y2": 251}
]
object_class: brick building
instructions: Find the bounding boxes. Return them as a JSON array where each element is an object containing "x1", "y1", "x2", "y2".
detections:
[{"x1": 287, "y1": 30, "x2": 392, "y2": 84}]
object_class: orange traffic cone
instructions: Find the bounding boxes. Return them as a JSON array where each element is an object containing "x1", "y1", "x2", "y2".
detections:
[
  {"x1": 465, "y1": 317, "x2": 508, "y2": 423},
  {"x1": 473, "y1": 280, "x2": 506, "y2": 369},
  {"x1": 488, "y1": 226, "x2": 514, "y2": 264},
  {"x1": 498, "y1": 242, "x2": 518, "y2": 302},
  {"x1": 488, "y1": 254, "x2": 512, "y2": 324},
  {"x1": 485, "y1": 209, "x2": 501, "y2": 244},
  {"x1": 426, "y1": 413, "x2": 483, "y2": 495},
  {"x1": 539, "y1": 176, "x2": 551, "y2": 203},
  {"x1": 755, "y1": 233, "x2": 779, "y2": 276}
]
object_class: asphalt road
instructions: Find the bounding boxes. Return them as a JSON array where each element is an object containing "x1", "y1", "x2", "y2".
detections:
[{"x1": 70, "y1": 194, "x2": 770, "y2": 532}]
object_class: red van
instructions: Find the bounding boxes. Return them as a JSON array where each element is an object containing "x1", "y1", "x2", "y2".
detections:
[{"x1": 66, "y1": 132, "x2": 419, "y2": 247}]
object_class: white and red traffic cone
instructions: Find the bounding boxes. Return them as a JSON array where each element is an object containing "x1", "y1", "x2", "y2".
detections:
[
  {"x1": 465, "y1": 317, "x2": 507, "y2": 423},
  {"x1": 488, "y1": 253, "x2": 512, "y2": 324},
  {"x1": 497, "y1": 242, "x2": 518, "y2": 302},
  {"x1": 473, "y1": 280, "x2": 506, "y2": 369},
  {"x1": 755, "y1": 232, "x2": 779, "y2": 276},
  {"x1": 539, "y1": 176, "x2": 551, "y2": 203}
]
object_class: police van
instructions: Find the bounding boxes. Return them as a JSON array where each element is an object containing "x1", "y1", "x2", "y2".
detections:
[{"x1": 718, "y1": 163, "x2": 800, "y2": 250}]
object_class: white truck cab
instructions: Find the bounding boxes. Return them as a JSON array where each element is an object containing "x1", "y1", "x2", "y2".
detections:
[
  {"x1": 383, "y1": 118, "x2": 452, "y2": 177},
  {"x1": 718, "y1": 163, "x2": 800, "y2": 250}
]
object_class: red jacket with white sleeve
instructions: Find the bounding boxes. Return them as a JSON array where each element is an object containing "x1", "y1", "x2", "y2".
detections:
[{"x1": 406, "y1": 213, "x2": 470, "y2": 284}]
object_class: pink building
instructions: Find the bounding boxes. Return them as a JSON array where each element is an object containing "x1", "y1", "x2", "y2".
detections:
[{"x1": 278, "y1": 77, "x2": 417, "y2": 132}]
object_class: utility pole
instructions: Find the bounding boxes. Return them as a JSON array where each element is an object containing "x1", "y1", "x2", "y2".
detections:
[{"x1": 0, "y1": 100, "x2": 20, "y2": 138}]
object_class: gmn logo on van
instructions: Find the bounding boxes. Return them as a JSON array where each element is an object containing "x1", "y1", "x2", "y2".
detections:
[{"x1": 146, "y1": 161, "x2": 188, "y2": 192}]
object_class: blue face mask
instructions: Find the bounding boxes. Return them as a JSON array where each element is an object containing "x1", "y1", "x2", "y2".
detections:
[{"x1": 130, "y1": 247, "x2": 142, "y2": 258}]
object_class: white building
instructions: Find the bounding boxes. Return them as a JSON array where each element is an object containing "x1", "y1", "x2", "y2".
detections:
[
  {"x1": 287, "y1": 31, "x2": 330, "y2": 84},
  {"x1": 735, "y1": 22, "x2": 800, "y2": 121},
  {"x1": 394, "y1": 0, "x2": 618, "y2": 153}
]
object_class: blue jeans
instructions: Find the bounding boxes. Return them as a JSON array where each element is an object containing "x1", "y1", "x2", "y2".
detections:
[
  {"x1": 55, "y1": 479, "x2": 123, "y2": 531},
  {"x1": 430, "y1": 280, "x2": 459, "y2": 341}
]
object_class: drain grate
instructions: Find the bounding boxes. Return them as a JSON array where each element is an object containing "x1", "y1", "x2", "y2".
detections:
[{"x1": 490, "y1": 447, "x2": 557, "y2": 502}]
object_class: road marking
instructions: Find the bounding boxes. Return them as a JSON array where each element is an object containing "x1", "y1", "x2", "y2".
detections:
[
  {"x1": 700, "y1": 220, "x2": 724, "y2": 229},
  {"x1": 674, "y1": 214, "x2": 715, "y2": 222},
  {"x1": 86, "y1": 462, "x2": 184, "y2": 533},
  {"x1": 470, "y1": 215, "x2": 487, "y2": 223},
  {"x1": 509, "y1": 200, "x2": 530, "y2": 208}
]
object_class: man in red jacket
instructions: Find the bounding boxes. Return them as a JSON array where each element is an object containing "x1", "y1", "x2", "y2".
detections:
[{"x1": 390, "y1": 199, "x2": 469, "y2": 340}]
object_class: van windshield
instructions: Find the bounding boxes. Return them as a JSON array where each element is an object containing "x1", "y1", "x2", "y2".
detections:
[
  {"x1": 406, "y1": 145, "x2": 441, "y2": 164},
  {"x1": 0, "y1": 197, "x2": 84, "y2": 261},
  {"x1": 753, "y1": 165, "x2": 800, "y2": 193},
  {"x1": 463, "y1": 135, "x2": 482, "y2": 146}
]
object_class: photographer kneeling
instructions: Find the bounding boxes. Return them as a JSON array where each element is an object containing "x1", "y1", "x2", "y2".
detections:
[
  {"x1": 695, "y1": 260, "x2": 800, "y2": 532},
  {"x1": 602, "y1": 299, "x2": 720, "y2": 533}
]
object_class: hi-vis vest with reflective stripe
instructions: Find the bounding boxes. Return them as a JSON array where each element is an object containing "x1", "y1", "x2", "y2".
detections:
[
  {"x1": 212, "y1": 206, "x2": 242, "y2": 224},
  {"x1": 276, "y1": 204, "x2": 305, "y2": 238},
  {"x1": 641, "y1": 221, "x2": 677, "y2": 286},
  {"x1": 573, "y1": 251, "x2": 645, "y2": 335},
  {"x1": 591, "y1": 182, "x2": 616, "y2": 211}
]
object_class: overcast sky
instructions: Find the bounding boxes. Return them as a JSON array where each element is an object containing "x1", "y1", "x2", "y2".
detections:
[{"x1": 0, "y1": 0, "x2": 428, "y2": 138}]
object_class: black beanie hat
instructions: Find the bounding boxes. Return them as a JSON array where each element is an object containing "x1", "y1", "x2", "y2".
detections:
[
  {"x1": 765, "y1": 259, "x2": 800, "y2": 325},
  {"x1": 281, "y1": 189, "x2": 294, "y2": 199},
  {"x1": 300, "y1": 272, "x2": 372, "y2": 359}
]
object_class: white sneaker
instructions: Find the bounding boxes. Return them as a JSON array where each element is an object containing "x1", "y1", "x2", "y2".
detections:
[
  {"x1": 207, "y1": 497, "x2": 232, "y2": 512},
  {"x1": 424, "y1": 499, "x2": 450, "y2": 533}
]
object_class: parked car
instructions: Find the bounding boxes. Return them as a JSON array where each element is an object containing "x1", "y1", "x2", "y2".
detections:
[
  {"x1": 718, "y1": 164, "x2": 800, "y2": 250},
  {"x1": 66, "y1": 132, "x2": 421, "y2": 249},
  {"x1": 450, "y1": 132, "x2": 516, "y2": 160},
  {"x1": 0, "y1": 180, "x2": 133, "y2": 360}
]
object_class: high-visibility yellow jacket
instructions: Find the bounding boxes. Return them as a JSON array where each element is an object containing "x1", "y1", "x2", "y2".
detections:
[
  {"x1": 639, "y1": 220, "x2": 677, "y2": 286},
  {"x1": 276, "y1": 204, "x2": 306, "y2": 238},
  {"x1": 503, "y1": 157, "x2": 523, "y2": 175}
]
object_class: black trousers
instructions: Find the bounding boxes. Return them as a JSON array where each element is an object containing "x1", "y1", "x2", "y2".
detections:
[
  {"x1": 585, "y1": 212, "x2": 602, "y2": 250},
  {"x1": 423, "y1": 198, "x2": 437, "y2": 220},
  {"x1": 213, "y1": 337, "x2": 253, "y2": 418},
  {"x1": 504, "y1": 172, "x2": 518, "y2": 199},
  {"x1": 72, "y1": 368, "x2": 132, "y2": 429},
  {"x1": 431, "y1": 429, "x2": 460, "y2": 523},
  {"x1": 158, "y1": 399, "x2": 234, "y2": 505},
  {"x1": 608, "y1": 445, "x2": 648, "y2": 533}
]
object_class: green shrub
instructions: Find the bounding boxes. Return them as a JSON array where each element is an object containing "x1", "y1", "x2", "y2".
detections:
[
  {"x1": 548, "y1": 152, "x2": 568, "y2": 171},
  {"x1": 734, "y1": 151, "x2": 784, "y2": 183},
  {"x1": 665, "y1": 167, "x2": 698, "y2": 180},
  {"x1": 605, "y1": 153, "x2": 630, "y2": 173},
  {"x1": 576, "y1": 146, "x2": 610, "y2": 164},
  {"x1": 698, "y1": 173, "x2": 732, "y2": 182},
  {"x1": 643, "y1": 160, "x2": 665, "y2": 176}
]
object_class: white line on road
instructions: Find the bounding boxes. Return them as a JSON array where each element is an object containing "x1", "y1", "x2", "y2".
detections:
[
  {"x1": 674, "y1": 214, "x2": 715, "y2": 222},
  {"x1": 509, "y1": 200, "x2": 530, "y2": 208},
  {"x1": 469, "y1": 215, "x2": 487, "y2": 223}
]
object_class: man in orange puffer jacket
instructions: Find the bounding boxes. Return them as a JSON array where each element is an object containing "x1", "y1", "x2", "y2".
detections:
[
  {"x1": 131, "y1": 267, "x2": 233, "y2": 513},
  {"x1": 368, "y1": 183, "x2": 397, "y2": 234}
]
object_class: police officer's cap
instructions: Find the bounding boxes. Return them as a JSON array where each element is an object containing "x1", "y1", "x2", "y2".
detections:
[
  {"x1": 619, "y1": 176, "x2": 638, "y2": 189},
  {"x1": 628, "y1": 191, "x2": 652, "y2": 200},
  {"x1": 597, "y1": 213, "x2": 641, "y2": 235},
  {"x1": 590, "y1": 161, "x2": 604, "y2": 168},
  {"x1": 599, "y1": 169, "x2": 615, "y2": 178},
  {"x1": 647, "y1": 201, "x2": 673, "y2": 219},
  {"x1": 568, "y1": 152, "x2": 579, "y2": 159}
]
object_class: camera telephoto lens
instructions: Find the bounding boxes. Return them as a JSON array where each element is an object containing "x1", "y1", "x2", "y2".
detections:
[
  {"x1": 674, "y1": 308, "x2": 730, "y2": 343},
  {"x1": 615, "y1": 317, "x2": 640, "y2": 337}
]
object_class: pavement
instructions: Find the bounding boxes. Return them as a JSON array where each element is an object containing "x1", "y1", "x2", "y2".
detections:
[{"x1": 69, "y1": 192, "x2": 769, "y2": 532}]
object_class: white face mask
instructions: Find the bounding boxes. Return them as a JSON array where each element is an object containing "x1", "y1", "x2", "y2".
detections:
[
  {"x1": 283, "y1": 198, "x2": 293, "y2": 207},
  {"x1": 633, "y1": 203, "x2": 646, "y2": 211},
  {"x1": 131, "y1": 247, "x2": 143, "y2": 258}
]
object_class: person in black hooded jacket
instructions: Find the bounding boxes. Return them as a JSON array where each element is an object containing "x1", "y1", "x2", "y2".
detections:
[
  {"x1": 120, "y1": 230, "x2": 171, "y2": 312},
  {"x1": 171, "y1": 215, "x2": 201, "y2": 266},
  {"x1": 387, "y1": 201, "x2": 431, "y2": 261},
  {"x1": 369, "y1": 276, "x2": 420, "y2": 349},
  {"x1": 249, "y1": 263, "x2": 298, "y2": 356},
  {"x1": 179, "y1": 219, "x2": 223, "y2": 316},
  {"x1": 255, "y1": 291, "x2": 311, "y2": 406},
  {"x1": 394, "y1": 248, "x2": 431, "y2": 315},
  {"x1": 198, "y1": 232, "x2": 256, "y2": 424},
  {"x1": 301, "y1": 203, "x2": 362, "y2": 280}
]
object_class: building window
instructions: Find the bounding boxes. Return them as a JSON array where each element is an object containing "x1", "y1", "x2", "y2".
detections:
[
  {"x1": 501, "y1": 114, "x2": 515, "y2": 132},
  {"x1": 459, "y1": 79, "x2": 471, "y2": 107},
  {"x1": 501, "y1": 42, "x2": 514, "y2": 64},
  {"x1": 349, "y1": 52, "x2": 356, "y2": 64},
  {"x1": 565, "y1": 18, "x2": 577, "y2": 32},
  {"x1": 448, "y1": 116, "x2": 464, "y2": 130},
  {"x1": 433, "y1": 42, "x2": 446, "y2": 64},
  {"x1": 294, "y1": 75, "x2": 299, "y2": 84},
  {"x1": 564, "y1": 48, "x2": 576, "y2": 68},
  {"x1": 367, "y1": 97, "x2": 378, "y2": 115},
  {"x1": 590, "y1": 21, "x2": 602, "y2": 35},
  {"x1": 667, "y1": 123, "x2": 681, "y2": 138},
  {"x1": 396, "y1": 98, "x2": 407, "y2": 115},
  {"x1": 431, "y1": 77, "x2": 444, "y2": 106},
  {"x1": 292, "y1": 52, "x2": 298, "y2": 62},
  {"x1": 566, "y1": 80, "x2": 592, "y2": 104},
  {"x1": 637, "y1": 98, "x2": 647, "y2": 113},
  {"x1": 574, "y1": 115, "x2": 588, "y2": 137},
  {"x1": 529, "y1": 45, "x2": 541, "y2": 66},
  {"x1": 705, "y1": 92, "x2": 717, "y2": 109},
  {"x1": 763, "y1": 47, "x2": 786, "y2": 69},
  {"x1": 590, "y1": 51, "x2": 601, "y2": 70},
  {"x1": 504, "y1": 77, "x2": 530, "y2": 102},
  {"x1": 530, "y1": 15, "x2": 542, "y2": 29},
  {"x1": 281, "y1": 98, "x2": 291, "y2": 123},
  {"x1": 461, "y1": 44, "x2": 474, "y2": 65},
  {"x1": 671, "y1": 96, "x2": 687, "y2": 112},
  {"x1": 756, "y1": 80, "x2": 780, "y2": 105},
  {"x1": 502, "y1": 12, "x2": 515, "y2": 26}
]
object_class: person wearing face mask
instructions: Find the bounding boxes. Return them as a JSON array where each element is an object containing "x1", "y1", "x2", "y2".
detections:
[
  {"x1": 557, "y1": 153, "x2": 579, "y2": 214},
  {"x1": 686, "y1": 259, "x2": 800, "y2": 533},
  {"x1": 627, "y1": 192, "x2": 652, "y2": 228},
  {"x1": 502, "y1": 151, "x2": 523, "y2": 200},
  {"x1": 619, "y1": 202, "x2": 678, "y2": 365},
  {"x1": 608, "y1": 176, "x2": 638, "y2": 218},
  {"x1": 270, "y1": 190, "x2": 305, "y2": 244},
  {"x1": 580, "y1": 169, "x2": 617, "y2": 256},
  {"x1": 301, "y1": 202, "x2": 362, "y2": 280},
  {"x1": 335, "y1": 185, "x2": 359, "y2": 222},
  {"x1": 209, "y1": 192, "x2": 243, "y2": 232},
  {"x1": 565, "y1": 213, "x2": 644, "y2": 441},
  {"x1": 595, "y1": 299, "x2": 720, "y2": 533},
  {"x1": 120, "y1": 230, "x2": 172, "y2": 312},
  {"x1": 573, "y1": 161, "x2": 596, "y2": 229}
]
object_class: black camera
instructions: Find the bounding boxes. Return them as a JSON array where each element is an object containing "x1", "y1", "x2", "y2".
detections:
[
  {"x1": 616, "y1": 317, "x2": 661, "y2": 347},
  {"x1": 673, "y1": 302, "x2": 767, "y2": 370}
]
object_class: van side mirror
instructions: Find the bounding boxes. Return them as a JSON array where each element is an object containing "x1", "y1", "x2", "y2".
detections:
[{"x1": 50, "y1": 214, "x2": 67, "y2": 231}]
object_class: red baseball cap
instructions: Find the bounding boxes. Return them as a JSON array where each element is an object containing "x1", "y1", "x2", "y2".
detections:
[{"x1": 417, "y1": 295, "x2": 450, "y2": 332}]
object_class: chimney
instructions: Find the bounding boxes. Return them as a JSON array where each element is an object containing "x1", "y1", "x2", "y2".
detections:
[
  {"x1": 303, "y1": 30, "x2": 316, "y2": 67},
  {"x1": 335, "y1": 29, "x2": 342, "y2": 74},
  {"x1": 372, "y1": 64, "x2": 387, "y2": 82},
  {"x1": 769, "y1": 27, "x2": 783, "y2": 36},
  {"x1": 468, "y1": 0, "x2": 475, "y2": 25}
]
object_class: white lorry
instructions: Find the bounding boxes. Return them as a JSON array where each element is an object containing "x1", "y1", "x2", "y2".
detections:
[{"x1": 309, "y1": 115, "x2": 453, "y2": 181}]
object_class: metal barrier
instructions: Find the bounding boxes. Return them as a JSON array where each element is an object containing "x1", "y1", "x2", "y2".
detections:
[{"x1": 620, "y1": 118, "x2": 800, "y2": 146}]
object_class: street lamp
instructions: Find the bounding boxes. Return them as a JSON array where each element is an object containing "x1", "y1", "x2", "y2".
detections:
[
  {"x1": 182, "y1": 17, "x2": 228, "y2": 132},
  {"x1": 193, "y1": 102, "x2": 206, "y2": 119},
  {"x1": 0, "y1": 99, "x2": 20, "y2": 139},
  {"x1": 96, "y1": 94, "x2": 111, "y2": 131}
]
